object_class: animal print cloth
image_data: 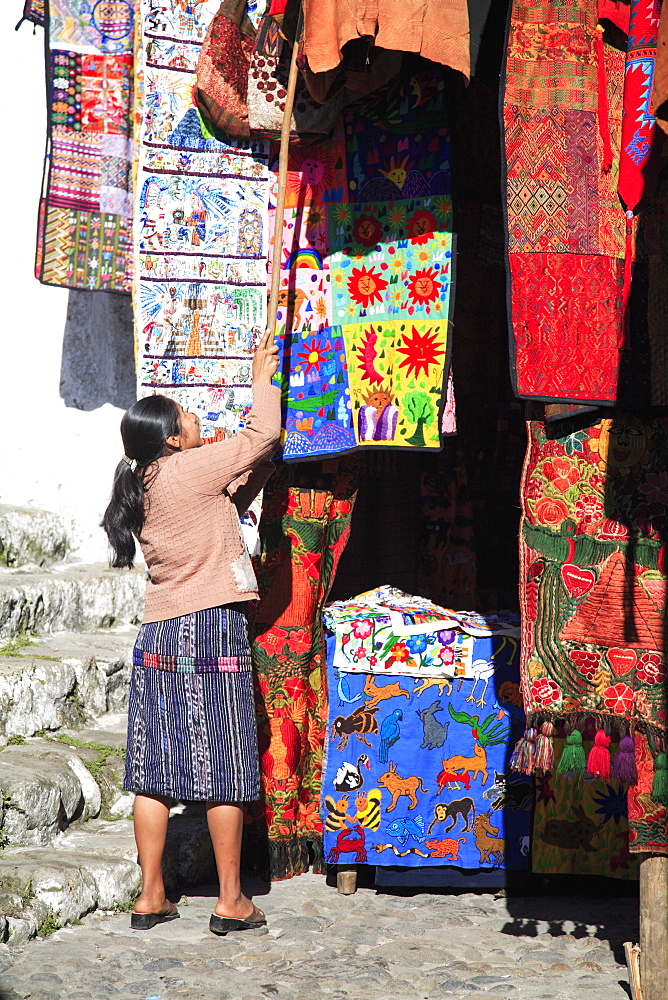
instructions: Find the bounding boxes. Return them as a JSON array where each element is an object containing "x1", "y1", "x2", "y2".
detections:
[
  {"x1": 324, "y1": 587, "x2": 520, "y2": 679},
  {"x1": 322, "y1": 615, "x2": 532, "y2": 869}
]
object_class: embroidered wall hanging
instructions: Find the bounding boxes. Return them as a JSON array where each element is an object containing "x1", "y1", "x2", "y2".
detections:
[
  {"x1": 135, "y1": 0, "x2": 271, "y2": 438},
  {"x1": 244, "y1": 458, "x2": 359, "y2": 879},
  {"x1": 36, "y1": 0, "x2": 136, "y2": 291},
  {"x1": 515, "y1": 414, "x2": 668, "y2": 853},
  {"x1": 532, "y1": 726, "x2": 639, "y2": 880},
  {"x1": 503, "y1": 0, "x2": 629, "y2": 404},
  {"x1": 269, "y1": 71, "x2": 455, "y2": 459},
  {"x1": 322, "y1": 615, "x2": 532, "y2": 871}
]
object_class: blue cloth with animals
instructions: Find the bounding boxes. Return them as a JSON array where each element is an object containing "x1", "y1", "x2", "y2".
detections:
[{"x1": 322, "y1": 616, "x2": 533, "y2": 870}]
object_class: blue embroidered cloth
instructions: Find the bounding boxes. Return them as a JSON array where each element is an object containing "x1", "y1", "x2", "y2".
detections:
[{"x1": 322, "y1": 617, "x2": 532, "y2": 870}]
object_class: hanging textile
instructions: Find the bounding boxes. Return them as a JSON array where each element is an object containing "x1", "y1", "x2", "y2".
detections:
[
  {"x1": 36, "y1": 0, "x2": 136, "y2": 291},
  {"x1": 301, "y1": 0, "x2": 470, "y2": 80},
  {"x1": 503, "y1": 0, "x2": 628, "y2": 404},
  {"x1": 135, "y1": 0, "x2": 271, "y2": 437},
  {"x1": 272, "y1": 70, "x2": 455, "y2": 459},
  {"x1": 244, "y1": 458, "x2": 358, "y2": 879},
  {"x1": 17, "y1": 0, "x2": 45, "y2": 28},
  {"x1": 516, "y1": 413, "x2": 668, "y2": 853},
  {"x1": 532, "y1": 724, "x2": 640, "y2": 879},
  {"x1": 321, "y1": 606, "x2": 531, "y2": 872}
]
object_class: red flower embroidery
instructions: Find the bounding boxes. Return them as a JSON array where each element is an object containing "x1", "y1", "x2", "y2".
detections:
[
  {"x1": 351, "y1": 618, "x2": 373, "y2": 639},
  {"x1": 534, "y1": 496, "x2": 569, "y2": 527},
  {"x1": 603, "y1": 682, "x2": 634, "y2": 714},
  {"x1": 542, "y1": 457, "x2": 580, "y2": 493},
  {"x1": 531, "y1": 677, "x2": 561, "y2": 706},
  {"x1": 396, "y1": 325, "x2": 445, "y2": 378},
  {"x1": 388, "y1": 641, "x2": 410, "y2": 663},
  {"x1": 636, "y1": 652, "x2": 665, "y2": 684},
  {"x1": 574, "y1": 493, "x2": 604, "y2": 525}
]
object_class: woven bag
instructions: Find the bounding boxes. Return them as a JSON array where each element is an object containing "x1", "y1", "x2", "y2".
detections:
[
  {"x1": 247, "y1": 14, "x2": 344, "y2": 140},
  {"x1": 194, "y1": 0, "x2": 256, "y2": 140}
]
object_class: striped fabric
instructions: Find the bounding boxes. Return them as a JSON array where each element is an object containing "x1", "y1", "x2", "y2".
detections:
[{"x1": 124, "y1": 604, "x2": 260, "y2": 802}]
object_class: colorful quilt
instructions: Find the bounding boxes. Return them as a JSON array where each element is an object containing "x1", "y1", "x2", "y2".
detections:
[
  {"x1": 37, "y1": 0, "x2": 136, "y2": 291},
  {"x1": 135, "y1": 0, "x2": 271, "y2": 438},
  {"x1": 503, "y1": 0, "x2": 628, "y2": 403},
  {"x1": 518, "y1": 414, "x2": 668, "y2": 854},
  {"x1": 322, "y1": 618, "x2": 532, "y2": 870},
  {"x1": 271, "y1": 72, "x2": 455, "y2": 459},
  {"x1": 324, "y1": 587, "x2": 520, "y2": 679},
  {"x1": 532, "y1": 729, "x2": 639, "y2": 880},
  {"x1": 245, "y1": 458, "x2": 358, "y2": 879}
]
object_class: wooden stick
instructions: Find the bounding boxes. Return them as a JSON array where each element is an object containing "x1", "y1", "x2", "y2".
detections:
[
  {"x1": 266, "y1": 7, "x2": 303, "y2": 345},
  {"x1": 639, "y1": 855, "x2": 668, "y2": 1000},
  {"x1": 624, "y1": 941, "x2": 642, "y2": 1000}
]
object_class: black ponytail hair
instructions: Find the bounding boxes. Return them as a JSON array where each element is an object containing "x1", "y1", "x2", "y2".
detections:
[{"x1": 101, "y1": 395, "x2": 181, "y2": 568}]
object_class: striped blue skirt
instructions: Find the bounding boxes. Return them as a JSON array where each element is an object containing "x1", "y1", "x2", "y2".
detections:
[{"x1": 123, "y1": 604, "x2": 260, "y2": 802}]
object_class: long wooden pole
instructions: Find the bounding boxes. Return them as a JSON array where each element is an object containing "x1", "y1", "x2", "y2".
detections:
[
  {"x1": 266, "y1": 8, "x2": 303, "y2": 345},
  {"x1": 639, "y1": 855, "x2": 668, "y2": 1000}
]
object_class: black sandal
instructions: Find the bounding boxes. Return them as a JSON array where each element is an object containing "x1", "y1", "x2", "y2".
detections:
[
  {"x1": 130, "y1": 903, "x2": 180, "y2": 930},
  {"x1": 209, "y1": 903, "x2": 266, "y2": 936}
]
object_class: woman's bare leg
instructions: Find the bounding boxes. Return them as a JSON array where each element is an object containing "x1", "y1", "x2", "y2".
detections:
[
  {"x1": 206, "y1": 802, "x2": 255, "y2": 918},
  {"x1": 133, "y1": 793, "x2": 172, "y2": 913}
]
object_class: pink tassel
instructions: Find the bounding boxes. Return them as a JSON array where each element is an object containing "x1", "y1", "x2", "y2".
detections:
[
  {"x1": 612, "y1": 734, "x2": 638, "y2": 785},
  {"x1": 534, "y1": 720, "x2": 555, "y2": 772},
  {"x1": 587, "y1": 729, "x2": 611, "y2": 778},
  {"x1": 510, "y1": 727, "x2": 538, "y2": 775}
]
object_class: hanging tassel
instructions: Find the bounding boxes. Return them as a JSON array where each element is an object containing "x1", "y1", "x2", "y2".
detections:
[
  {"x1": 612, "y1": 734, "x2": 638, "y2": 784},
  {"x1": 650, "y1": 752, "x2": 668, "y2": 806},
  {"x1": 534, "y1": 720, "x2": 555, "y2": 772},
  {"x1": 586, "y1": 729, "x2": 612, "y2": 778},
  {"x1": 619, "y1": 211, "x2": 634, "y2": 350},
  {"x1": 510, "y1": 727, "x2": 538, "y2": 775},
  {"x1": 595, "y1": 25, "x2": 613, "y2": 172},
  {"x1": 557, "y1": 729, "x2": 586, "y2": 778}
]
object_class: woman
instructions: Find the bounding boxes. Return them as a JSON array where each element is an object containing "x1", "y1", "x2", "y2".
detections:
[{"x1": 102, "y1": 331, "x2": 280, "y2": 935}]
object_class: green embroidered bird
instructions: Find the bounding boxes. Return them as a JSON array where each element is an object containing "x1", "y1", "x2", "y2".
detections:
[{"x1": 447, "y1": 704, "x2": 510, "y2": 748}]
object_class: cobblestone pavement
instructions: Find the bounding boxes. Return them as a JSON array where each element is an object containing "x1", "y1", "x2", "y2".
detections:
[{"x1": 0, "y1": 873, "x2": 635, "y2": 1000}]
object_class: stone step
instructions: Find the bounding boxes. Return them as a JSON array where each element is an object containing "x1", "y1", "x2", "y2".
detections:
[
  {"x1": 0, "y1": 714, "x2": 132, "y2": 847},
  {"x1": 0, "y1": 506, "x2": 72, "y2": 570},
  {"x1": 0, "y1": 628, "x2": 137, "y2": 738},
  {"x1": 0, "y1": 811, "x2": 217, "y2": 948},
  {"x1": 0, "y1": 563, "x2": 145, "y2": 641}
]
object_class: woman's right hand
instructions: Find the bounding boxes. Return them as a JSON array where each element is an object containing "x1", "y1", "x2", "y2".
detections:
[{"x1": 252, "y1": 329, "x2": 280, "y2": 383}]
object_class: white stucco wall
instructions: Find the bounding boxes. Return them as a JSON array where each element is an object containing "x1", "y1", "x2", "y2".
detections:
[{"x1": 1, "y1": 10, "x2": 136, "y2": 562}]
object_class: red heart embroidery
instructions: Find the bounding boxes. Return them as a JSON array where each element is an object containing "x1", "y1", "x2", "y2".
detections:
[
  {"x1": 561, "y1": 564, "x2": 595, "y2": 598},
  {"x1": 607, "y1": 647, "x2": 637, "y2": 675}
]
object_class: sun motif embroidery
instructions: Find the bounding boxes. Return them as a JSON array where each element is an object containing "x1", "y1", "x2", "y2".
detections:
[
  {"x1": 396, "y1": 326, "x2": 445, "y2": 378},
  {"x1": 347, "y1": 266, "x2": 389, "y2": 308},
  {"x1": 351, "y1": 212, "x2": 383, "y2": 247},
  {"x1": 407, "y1": 267, "x2": 442, "y2": 305},
  {"x1": 407, "y1": 209, "x2": 438, "y2": 241},
  {"x1": 379, "y1": 154, "x2": 413, "y2": 190},
  {"x1": 296, "y1": 338, "x2": 328, "y2": 373}
]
